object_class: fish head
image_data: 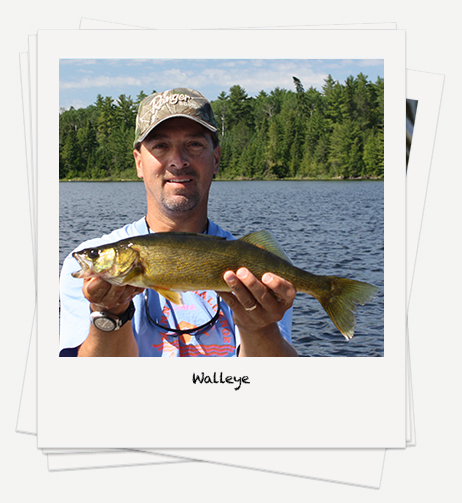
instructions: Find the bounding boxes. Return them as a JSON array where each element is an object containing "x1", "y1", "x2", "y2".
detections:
[{"x1": 71, "y1": 243, "x2": 140, "y2": 281}]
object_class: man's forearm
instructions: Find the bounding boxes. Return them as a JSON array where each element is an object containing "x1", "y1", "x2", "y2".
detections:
[{"x1": 78, "y1": 323, "x2": 138, "y2": 357}]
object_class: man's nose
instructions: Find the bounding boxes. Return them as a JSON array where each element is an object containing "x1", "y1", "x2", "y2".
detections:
[{"x1": 168, "y1": 146, "x2": 189, "y2": 168}]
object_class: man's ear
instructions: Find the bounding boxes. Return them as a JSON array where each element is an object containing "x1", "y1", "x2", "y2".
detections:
[
  {"x1": 133, "y1": 148, "x2": 144, "y2": 179},
  {"x1": 213, "y1": 145, "x2": 221, "y2": 175}
]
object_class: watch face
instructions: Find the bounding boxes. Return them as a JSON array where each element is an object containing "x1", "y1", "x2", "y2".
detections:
[{"x1": 94, "y1": 316, "x2": 117, "y2": 332}]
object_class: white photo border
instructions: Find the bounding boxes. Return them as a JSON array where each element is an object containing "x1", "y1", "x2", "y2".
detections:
[{"x1": 37, "y1": 29, "x2": 406, "y2": 449}]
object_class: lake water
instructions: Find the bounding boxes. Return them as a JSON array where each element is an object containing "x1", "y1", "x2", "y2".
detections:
[{"x1": 60, "y1": 180, "x2": 384, "y2": 357}]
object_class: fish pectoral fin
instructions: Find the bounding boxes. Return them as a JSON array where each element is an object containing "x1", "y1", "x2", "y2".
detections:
[
  {"x1": 153, "y1": 288, "x2": 184, "y2": 306},
  {"x1": 239, "y1": 230, "x2": 293, "y2": 264}
]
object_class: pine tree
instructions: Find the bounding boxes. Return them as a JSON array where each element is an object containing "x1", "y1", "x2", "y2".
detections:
[
  {"x1": 95, "y1": 95, "x2": 116, "y2": 174},
  {"x1": 227, "y1": 85, "x2": 254, "y2": 130}
]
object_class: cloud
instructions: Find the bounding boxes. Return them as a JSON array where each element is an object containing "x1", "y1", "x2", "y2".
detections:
[
  {"x1": 312, "y1": 59, "x2": 384, "y2": 76},
  {"x1": 60, "y1": 75, "x2": 144, "y2": 90},
  {"x1": 356, "y1": 59, "x2": 384, "y2": 67},
  {"x1": 135, "y1": 60, "x2": 330, "y2": 96},
  {"x1": 60, "y1": 59, "x2": 98, "y2": 66},
  {"x1": 191, "y1": 61, "x2": 328, "y2": 95}
]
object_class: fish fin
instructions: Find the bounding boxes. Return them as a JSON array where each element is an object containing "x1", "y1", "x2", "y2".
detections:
[
  {"x1": 239, "y1": 230, "x2": 293, "y2": 264},
  {"x1": 315, "y1": 277, "x2": 379, "y2": 340},
  {"x1": 153, "y1": 288, "x2": 184, "y2": 306}
]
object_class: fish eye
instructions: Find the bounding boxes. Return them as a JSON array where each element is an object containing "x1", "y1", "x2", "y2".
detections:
[{"x1": 88, "y1": 249, "x2": 99, "y2": 259}]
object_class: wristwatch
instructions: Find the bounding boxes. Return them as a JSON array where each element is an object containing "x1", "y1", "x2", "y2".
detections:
[{"x1": 90, "y1": 301, "x2": 135, "y2": 332}]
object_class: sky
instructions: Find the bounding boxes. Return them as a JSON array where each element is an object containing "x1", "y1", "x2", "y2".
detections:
[{"x1": 59, "y1": 59, "x2": 384, "y2": 110}]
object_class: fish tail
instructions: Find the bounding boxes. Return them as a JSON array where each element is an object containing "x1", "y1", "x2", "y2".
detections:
[{"x1": 313, "y1": 276, "x2": 379, "y2": 340}]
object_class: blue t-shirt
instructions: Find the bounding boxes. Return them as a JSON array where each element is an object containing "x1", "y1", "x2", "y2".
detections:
[{"x1": 59, "y1": 217, "x2": 293, "y2": 357}]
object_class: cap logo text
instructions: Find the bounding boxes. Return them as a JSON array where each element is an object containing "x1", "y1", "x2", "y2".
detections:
[{"x1": 151, "y1": 93, "x2": 191, "y2": 111}]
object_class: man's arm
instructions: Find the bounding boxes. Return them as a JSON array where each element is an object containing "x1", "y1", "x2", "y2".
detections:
[
  {"x1": 218, "y1": 268, "x2": 298, "y2": 357},
  {"x1": 77, "y1": 277, "x2": 143, "y2": 357}
]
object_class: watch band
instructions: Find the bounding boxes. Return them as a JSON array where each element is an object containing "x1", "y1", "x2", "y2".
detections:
[{"x1": 90, "y1": 300, "x2": 136, "y2": 332}]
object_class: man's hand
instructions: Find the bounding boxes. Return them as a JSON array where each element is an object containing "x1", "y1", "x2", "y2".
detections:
[
  {"x1": 218, "y1": 268, "x2": 298, "y2": 357},
  {"x1": 83, "y1": 277, "x2": 144, "y2": 315}
]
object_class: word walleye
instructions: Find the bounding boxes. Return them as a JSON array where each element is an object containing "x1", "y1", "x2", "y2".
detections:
[{"x1": 192, "y1": 372, "x2": 250, "y2": 391}]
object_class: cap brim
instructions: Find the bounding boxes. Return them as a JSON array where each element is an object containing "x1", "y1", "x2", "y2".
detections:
[{"x1": 135, "y1": 114, "x2": 217, "y2": 147}]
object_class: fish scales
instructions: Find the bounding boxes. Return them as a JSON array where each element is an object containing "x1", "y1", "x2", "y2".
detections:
[{"x1": 131, "y1": 234, "x2": 314, "y2": 292}]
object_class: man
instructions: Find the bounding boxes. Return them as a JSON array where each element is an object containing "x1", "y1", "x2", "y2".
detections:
[{"x1": 59, "y1": 88, "x2": 298, "y2": 357}]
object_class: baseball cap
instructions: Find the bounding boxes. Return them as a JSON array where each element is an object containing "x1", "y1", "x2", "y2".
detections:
[{"x1": 133, "y1": 88, "x2": 218, "y2": 148}]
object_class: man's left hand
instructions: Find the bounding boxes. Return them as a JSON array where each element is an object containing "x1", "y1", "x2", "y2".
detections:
[{"x1": 218, "y1": 268, "x2": 296, "y2": 333}]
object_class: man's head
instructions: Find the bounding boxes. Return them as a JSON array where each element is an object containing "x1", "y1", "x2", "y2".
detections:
[
  {"x1": 132, "y1": 89, "x2": 221, "y2": 231},
  {"x1": 133, "y1": 88, "x2": 219, "y2": 150}
]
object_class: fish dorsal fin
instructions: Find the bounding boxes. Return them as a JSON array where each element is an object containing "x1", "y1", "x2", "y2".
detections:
[{"x1": 238, "y1": 230, "x2": 292, "y2": 264}]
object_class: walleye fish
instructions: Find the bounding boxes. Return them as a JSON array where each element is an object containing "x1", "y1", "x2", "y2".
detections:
[{"x1": 72, "y1": 230, "x2": 378, "y2": 340}]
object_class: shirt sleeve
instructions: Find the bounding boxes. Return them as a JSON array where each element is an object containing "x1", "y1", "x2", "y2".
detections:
[
  {"x1": 59, "y1": 253, "x2": 91, "y2": 356},
  {"x1": 233, "y1": 308, "x2": 293, "y2": 356},
  {"x1": 278, "y1": 308, "x2": 293, "y2": 344}
]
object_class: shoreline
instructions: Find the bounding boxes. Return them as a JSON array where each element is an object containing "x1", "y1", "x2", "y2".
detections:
[{"x1": 59, "y1": 176, "x2": 384, "y2": 182}]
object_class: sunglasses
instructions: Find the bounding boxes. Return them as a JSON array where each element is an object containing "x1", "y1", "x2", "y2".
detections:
[{"x1": 144, "y1": 289, "x2": 222, "y2": 336}]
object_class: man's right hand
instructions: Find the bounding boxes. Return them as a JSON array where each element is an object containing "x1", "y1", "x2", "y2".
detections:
[{"x1": 83, "y1": 277, "x2": 144, "y2": 316}]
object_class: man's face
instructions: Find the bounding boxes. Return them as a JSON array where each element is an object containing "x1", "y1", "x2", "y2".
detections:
[{"x1": 133, "y1": 117, "x2": 221, "y2": 219}]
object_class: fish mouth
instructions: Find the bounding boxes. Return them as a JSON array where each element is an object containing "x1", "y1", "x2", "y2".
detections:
[{"x1": 71, "y1": 252, "x2": 93, "y2": 279}]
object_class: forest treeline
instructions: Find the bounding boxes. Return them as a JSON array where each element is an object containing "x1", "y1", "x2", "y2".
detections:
[{"x1": 59, "y1": 73, "x2": 384, "y2": 180}]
